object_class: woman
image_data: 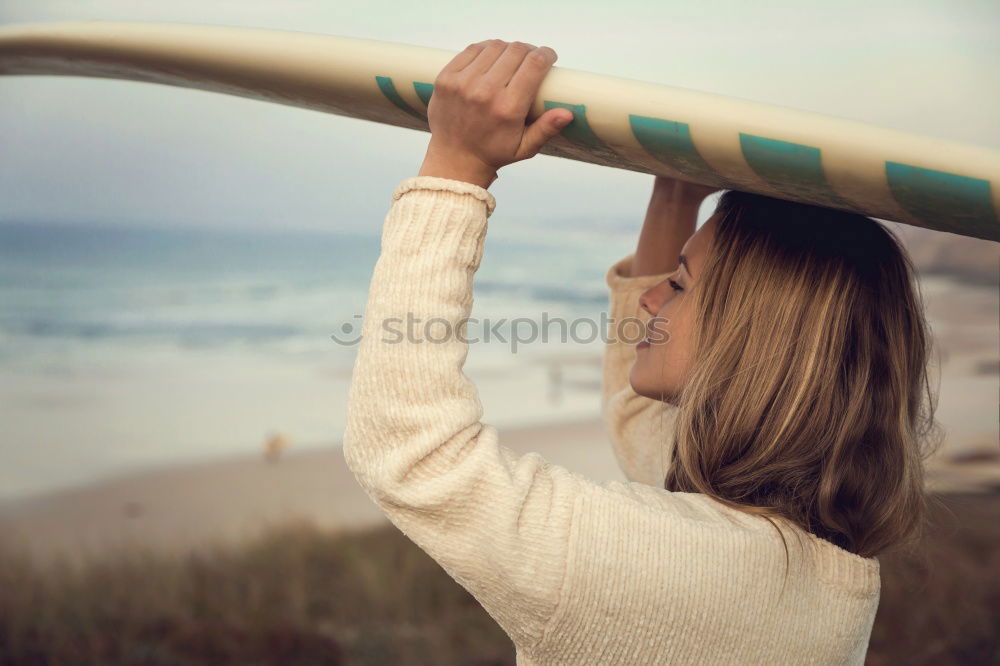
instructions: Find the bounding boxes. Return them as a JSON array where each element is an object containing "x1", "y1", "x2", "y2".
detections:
[{"x1": 343, "y1": 39, "x2": 941, "y2": 665}]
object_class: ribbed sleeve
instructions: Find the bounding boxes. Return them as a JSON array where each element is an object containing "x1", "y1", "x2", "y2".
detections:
[
  {"x1": 342, "y1": 176, "x2": 580, "y2": 651},
  {"x1": 601, "y1": 254, "x2": 680, "y2": 487}
]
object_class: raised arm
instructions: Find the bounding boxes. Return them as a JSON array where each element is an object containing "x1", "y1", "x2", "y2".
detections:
[
  {"x1": 342, "y1": 176, "x2": 586, "y2": 651},
  {"x1": 601, "y1": 176, "x2": 719, "y2": 486}
]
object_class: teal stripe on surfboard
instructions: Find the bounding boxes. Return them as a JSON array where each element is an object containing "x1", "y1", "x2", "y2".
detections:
[
  {"x1": 541, "y1": 101, "x2": 602, "y2": 154},
  {"x1": 375, "y1": 75, "x2": 424, "y2": 120},
  {"x1": 740, "y1": 134, "x2": 852, "y2": 211},
  {"x1": 541, "y1": 101, "x2": 650, "y2": 172},
  {"x1": 628, "y1": 115, "x2": 738, "y2": 188},
  {"x1": 886, "y1": 162, "x2": 997, "y2": 237},
  {"x1": 414, "y1": 81, "x2": 433, "y2": 106}
]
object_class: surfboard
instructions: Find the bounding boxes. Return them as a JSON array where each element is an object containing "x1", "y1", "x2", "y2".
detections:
[{"x1": 1, "y1": 20, "x2": 997, "y2": 242}]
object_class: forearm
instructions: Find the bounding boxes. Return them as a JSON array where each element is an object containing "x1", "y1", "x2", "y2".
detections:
[{"x1": 631, "y1": 181, "x2": 703, "y2": 277}]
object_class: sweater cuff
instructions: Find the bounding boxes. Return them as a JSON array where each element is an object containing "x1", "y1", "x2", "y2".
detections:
[
  {"x1": 605, "y1": 253, "x2": 675, "y2": 291},
  {"x1": 392, "y1": 175, "x2": 497, "y2": 218},
  {"x1": 384, "y1": 176, "x2": 496, "y2": 270}
]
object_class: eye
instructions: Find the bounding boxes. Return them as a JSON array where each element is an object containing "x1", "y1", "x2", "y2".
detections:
[{"x1": 668, "y1": 279, "x2": 684, "y2": 292}]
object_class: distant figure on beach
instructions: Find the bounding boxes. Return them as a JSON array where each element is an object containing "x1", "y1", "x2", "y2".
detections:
[
  {"x1": 547, "y1": 361, "x2": 563, "y2": 405},
  {"x1": 263, "y1": 432, "x2": 289, "y2": 463}
]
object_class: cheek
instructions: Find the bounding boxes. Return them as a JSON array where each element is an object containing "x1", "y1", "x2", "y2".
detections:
[
  {"x1": 629, "y1": 298, "x2": 697, "y2": 399},
  {"x1": 651, "y1": 302, "x2": 681, "y2": 342},
  {"x1": 646, "y1": 302, "x2": 692, "y2": 368},
  {"x1": 661, "y1": 297, "x2": 695, "y2": 339}
]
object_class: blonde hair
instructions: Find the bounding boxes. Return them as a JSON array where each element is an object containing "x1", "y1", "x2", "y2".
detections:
[{"x1": 663, "y1": 190, "x2": 944, "y2": 574}]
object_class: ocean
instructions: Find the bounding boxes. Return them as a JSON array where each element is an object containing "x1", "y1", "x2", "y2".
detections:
[{"x1": 0, "y1": 219, "x2": 639, "y2": 500}]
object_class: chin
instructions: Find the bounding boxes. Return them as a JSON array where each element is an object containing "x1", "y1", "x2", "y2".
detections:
[{"x1": 629, "y1": 378, "x2": 677, "y2": 404}]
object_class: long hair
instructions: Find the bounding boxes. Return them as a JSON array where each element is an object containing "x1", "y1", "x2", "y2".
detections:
[{"x1": 663, "y1": 190, "x2": 944, "y2": 573}]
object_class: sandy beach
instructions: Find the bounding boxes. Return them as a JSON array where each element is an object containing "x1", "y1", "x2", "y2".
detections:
[
  {"x1": 1, "y1": 412, "x2": 997, "y2": 566},
  {"x1": 0, "y1": 417, "x2": 625, "y2": 563}
]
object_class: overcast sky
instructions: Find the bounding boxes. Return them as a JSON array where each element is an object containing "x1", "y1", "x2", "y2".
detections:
[{"x1": 1, "y1": 0, "x2": 997, "y2": 233}]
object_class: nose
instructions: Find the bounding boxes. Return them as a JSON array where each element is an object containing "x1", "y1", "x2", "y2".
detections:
[{"x1": 639, "y1": 279, "x2": 671, "y2": 316}]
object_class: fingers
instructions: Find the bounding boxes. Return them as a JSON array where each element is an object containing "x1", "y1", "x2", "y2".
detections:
[
  {"x1": 436, "y1": 38, "x2": 558, "y2": 120},
  {"x1": 504, "y1": 46, "x2": 557, "y2": 116},
  {"x1": 437, "y1": 40, "x2": 492, "y2": 77},
  {"x1": 457, "y1": 39, "x2": 508, "y2": 78},
  {"x1": 479, "y1": 41, "x2": 537, "y2": 89}
]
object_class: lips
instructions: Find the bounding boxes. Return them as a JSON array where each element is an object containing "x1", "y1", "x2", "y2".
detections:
[{"x1": 637, "y1": 327, "x2": 653, "y2": 348}]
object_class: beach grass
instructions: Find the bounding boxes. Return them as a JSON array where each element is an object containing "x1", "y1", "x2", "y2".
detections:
[{"x1": 1, "y1": 492, "x2": 996, "y2": 665}]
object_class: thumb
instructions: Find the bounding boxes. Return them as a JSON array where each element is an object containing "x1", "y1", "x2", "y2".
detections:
[{"x1": 515, "y1": 109, "x2": 574, "y2": 161}]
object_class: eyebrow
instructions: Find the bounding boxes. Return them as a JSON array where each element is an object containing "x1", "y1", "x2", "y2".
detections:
[{"x1": 679, "y1": 254, "x2": 692, "y2": 278}]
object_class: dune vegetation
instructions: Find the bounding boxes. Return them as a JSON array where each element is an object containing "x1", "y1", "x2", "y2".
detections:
[{"x1": 1, "y1": 492, "x2": 996, "y2": 665}]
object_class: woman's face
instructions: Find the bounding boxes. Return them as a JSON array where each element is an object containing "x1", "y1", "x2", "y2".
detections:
[{"x1": 629, "y1": 214, "x2": 717, "y2": 404}]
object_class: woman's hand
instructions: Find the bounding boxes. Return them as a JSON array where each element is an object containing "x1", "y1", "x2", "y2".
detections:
[{"x1": 418, "y1": 39, "x2": 575, "y2": 189}]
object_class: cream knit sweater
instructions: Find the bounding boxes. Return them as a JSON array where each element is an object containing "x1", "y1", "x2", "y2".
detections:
[{"x1": 342, "y1": 175, "x2": 881, "y2": 665}]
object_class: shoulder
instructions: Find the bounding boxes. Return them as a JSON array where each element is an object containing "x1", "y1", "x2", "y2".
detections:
[
  {"x1": 570, "y1": 480, "x2": 880, "y2": 596},
  {"x1": 578, "y1": 479, "x2": 769, "y2": 533}
]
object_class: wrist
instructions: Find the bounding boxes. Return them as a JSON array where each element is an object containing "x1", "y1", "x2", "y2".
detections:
[
  {"x1": 651, "y1": 187, "x2": 706, "y2": 208},
  {"x1": 652, "y1": 178, "x2": 713, "y2": 206},
  {"x1": 419, "y1": 146, "x2": 497, "y2": 190},
  {"x1": 646, "y1": 194, "x2": 703, "y2": 221}
]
